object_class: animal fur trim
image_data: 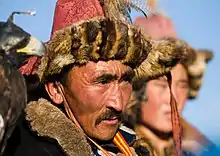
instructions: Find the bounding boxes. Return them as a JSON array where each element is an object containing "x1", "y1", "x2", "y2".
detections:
[
  {"x1": 184, "y1": 49, "x2": 213, "y2": 99},
  {"x1": 26, "y1": 98, "x2": 92, "y2": 156},
  {"x1": 39, "y1": 17, "x2": 189, "y2": 84}
]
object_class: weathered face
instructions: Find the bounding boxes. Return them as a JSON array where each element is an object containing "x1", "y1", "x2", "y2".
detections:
[
  {"x1": 46, "y1": 60, "x2": 133, "y2": 141},
  {"x1": 141, "y1": 64, "x2": 189, "y2": 133}
]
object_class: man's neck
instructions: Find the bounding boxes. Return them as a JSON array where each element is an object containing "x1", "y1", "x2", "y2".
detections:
[{"x1": 89, "y1": 127, "x2": 137, "y2": 155}]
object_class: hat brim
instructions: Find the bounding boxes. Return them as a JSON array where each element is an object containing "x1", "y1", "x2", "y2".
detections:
[{"x1": 39, "y1": 17, "x2": 190, "y2": 83}]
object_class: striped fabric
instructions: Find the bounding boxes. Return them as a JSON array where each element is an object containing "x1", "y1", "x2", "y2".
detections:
[
  {"x1": 92, "y1": 130, "x2": 135, "y2": 156},
  {"x1": 113, "y1": 131, "x2": 133, "y2": 155}
]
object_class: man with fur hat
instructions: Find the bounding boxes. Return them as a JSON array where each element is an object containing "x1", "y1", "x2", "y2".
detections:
[
  {"x1": 123, "y1": 13, "x2": 219, "y2": 156},
  {"x1": 4, "y1": 0, "x2": 192, "y2": 155}
]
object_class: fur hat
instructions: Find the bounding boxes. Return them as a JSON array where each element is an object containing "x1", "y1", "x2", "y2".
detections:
[
  {"x1": 134, "y1": 15, "x2": 213, "y2": 99},
  {"x1": 37, "y1": 0, "x2": 191, "y2": 83}
]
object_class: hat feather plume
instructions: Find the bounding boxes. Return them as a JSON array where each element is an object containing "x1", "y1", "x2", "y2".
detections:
[
  {"x1": 122, "y1": 0, "x2": 157, "y2": 16},
  {"x1": 100, "y1": 0, "x2": 157, "y2": 23}
]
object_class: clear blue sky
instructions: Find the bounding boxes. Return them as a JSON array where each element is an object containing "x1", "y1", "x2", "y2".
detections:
[{"x1": 1, "y1": 0, "x2": 219, "y2": 145}]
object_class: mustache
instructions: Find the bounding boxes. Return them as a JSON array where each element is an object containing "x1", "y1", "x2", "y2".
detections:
[{"x1": 95, "y1": 109, "x2": 122, "y2": 125}]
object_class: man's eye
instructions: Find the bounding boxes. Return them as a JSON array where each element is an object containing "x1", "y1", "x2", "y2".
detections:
[
  {"x1": 94, "y1": 74, "x2": 117, "y2": 85},
  {"x1": 120, "y1": 76, "x2": 132, "y2": 83},
  {"x1": 99, "y1": 79, "x2": 110, "y2": 84},
  {"x1": 155, "y1": 82, "x2": 168, "y2": 88},
  {"x1": 95, "y1": 78, "x2": 113, "y2": 84},
  {"x1": 159, "y1": 84, "x2": 167, "y2": 88},
  {"x1": 178, "y1": 83, "x2": 189, "y2": 89}
]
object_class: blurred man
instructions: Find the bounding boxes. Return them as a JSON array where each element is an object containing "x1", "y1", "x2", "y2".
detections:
[{"x1": 124, "y1": 14, "x2": 218, "y2": 156}]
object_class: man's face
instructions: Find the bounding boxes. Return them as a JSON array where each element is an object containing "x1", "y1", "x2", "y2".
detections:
[
  {"x1": 141, "y1": 64, "x2": 189, "y2": 133},
  {"x1": 48, "y1": 60, "x2": 133, "y2": 141}
]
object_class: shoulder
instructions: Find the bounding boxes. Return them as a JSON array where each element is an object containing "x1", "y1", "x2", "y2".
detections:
[
  {"x1": 3, "y1": 117, "x2": 64, "y2": 156},
  {"x1": 181, "y1": 118, "x2": 220, "y2": 155},
  {"x1": 199, "y1": 144, "x2": 220, "y2": 156}
]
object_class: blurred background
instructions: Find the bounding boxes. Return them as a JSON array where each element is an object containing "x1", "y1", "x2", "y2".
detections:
[{"x1": 0, "y1": 0, "x2": 219, "y2": 149}]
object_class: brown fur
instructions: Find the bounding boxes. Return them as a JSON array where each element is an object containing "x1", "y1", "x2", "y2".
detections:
[
  {"x1": 133, "y1": 38, "x2": 188, "y2": 87},
  {"x1": 37, "y1": 1, "x2": 191, "y2": 85},
  {"x1": 133, "y1": 138, "x2": 157, "y2": 156},
  {"x1": 123, "y1": 91, "x2": 143, "y2": 128},
  {"x1": 134, "y1": 125, "x2": 176, "y2": 156},
  {"x1": 26, "y1": 98, "x2": 92, "y2": 156},
  {"x1": 130, "y1": 47, "x2": 214, "y2": 99},
  {"x1": 39, "y1": 17, "x2": 189, "y2": 84},
  {"x1": 184, "y1": 49, "x2": 213, "y2": 99},
  {"x1": 99, "y1": 0, "x2": 133, "y2": 23}
]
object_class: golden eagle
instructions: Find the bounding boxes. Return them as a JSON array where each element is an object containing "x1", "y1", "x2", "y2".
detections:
[{"x1": 0, "y1": 11, "x2": 46, "y2": 154}]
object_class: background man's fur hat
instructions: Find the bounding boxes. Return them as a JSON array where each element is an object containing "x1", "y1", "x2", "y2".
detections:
[
  {"x1": 134, "y1": 15, "x2": 213, "y2": 99},
  {"x1": 36, "y1": 0, "x2": 191, "y2": 84},
  {"x1": 184, "y1": 48, "x2": 213, "y2": 99}
]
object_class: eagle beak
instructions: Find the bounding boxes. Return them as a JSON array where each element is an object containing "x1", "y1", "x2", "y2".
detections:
[{"x1": 16, "y1": 36, "x2": 46, "y2": 56}]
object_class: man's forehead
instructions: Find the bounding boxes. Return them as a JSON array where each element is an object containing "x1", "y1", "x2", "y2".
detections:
[
  {"x1": 76, "y1": 60, "x2": 132, "y2": 75},
  {"x1": 155, "y1": 74, "x2": 188, "y2": 82},
  {"x1": 171, "y1": 64, "x2": 188, "y2": 81},
  {"x1": 153, "y1": 74, "x2": 188, "y2": 82}
]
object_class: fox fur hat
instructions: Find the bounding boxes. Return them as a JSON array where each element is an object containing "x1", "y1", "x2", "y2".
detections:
[{"x1": 36, "y1": 0, "x2": 192, "y2": 84}]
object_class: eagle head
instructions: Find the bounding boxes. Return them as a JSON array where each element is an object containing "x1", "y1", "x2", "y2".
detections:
[{"x1": 0, "y1": 11, "x2": 46, "y2": 72}]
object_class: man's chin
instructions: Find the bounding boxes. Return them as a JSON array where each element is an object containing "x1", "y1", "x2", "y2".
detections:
[
  {"x1": 89, "y1": 130, "x2": 118, "y2": 141},
  {"x1": 91, "y1": 123, "x2": 120, "y2": 141},
  {"x1": 160, "y1": 128, "x2": 172, "y2": 134},
  {"x1": 156, "y1": 125, "x2": 172, "y2": 134},
  {"x1": 148, "y1": 123, "x2": 172, "y2": 134}
]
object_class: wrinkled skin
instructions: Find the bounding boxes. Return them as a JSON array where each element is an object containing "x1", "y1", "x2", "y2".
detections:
[
  {"x1": 141, "y1": 64, "x2": 189, "y2": 133},
  {"x1": 45, "y1": 60, "x2": 133, "y2": 141}
]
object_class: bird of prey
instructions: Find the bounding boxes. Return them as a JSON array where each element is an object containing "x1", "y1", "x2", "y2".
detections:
[{"x1": 0, "y1": 11, "x2": 46, "y2": 154}]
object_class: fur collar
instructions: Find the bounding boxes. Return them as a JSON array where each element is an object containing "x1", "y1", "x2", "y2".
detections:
[
  {"x1": 26, "y1": 98, "x2": 92, "y2": 156},
  {"x1": 135, "y1": 125, "x2": 175, "y2": 156}
]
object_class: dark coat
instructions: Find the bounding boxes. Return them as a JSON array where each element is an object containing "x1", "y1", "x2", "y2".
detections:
[
  {"x1": 4, "y1": 117, "x2": 64, "y2": 156},
  {"x1": 3, "y1": 98, "x2": 150, "y2": 156},
  {"x1": 4, "y1": 98, "x2": 93, "y2": 156}
]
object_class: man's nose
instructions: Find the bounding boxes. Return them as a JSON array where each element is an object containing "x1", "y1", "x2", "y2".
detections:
[{"x1": 106, "y1": 83, "x2": 124, "y2": 112}]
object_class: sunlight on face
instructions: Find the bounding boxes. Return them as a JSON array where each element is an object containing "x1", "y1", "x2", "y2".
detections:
[{"x1": 63, "y1": 60, "x2": 133, "y2": 140}]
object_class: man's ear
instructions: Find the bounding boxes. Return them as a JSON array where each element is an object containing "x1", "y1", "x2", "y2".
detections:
[{"x1": 45, "y1": 82, "x2": 63, "y2": 105}]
